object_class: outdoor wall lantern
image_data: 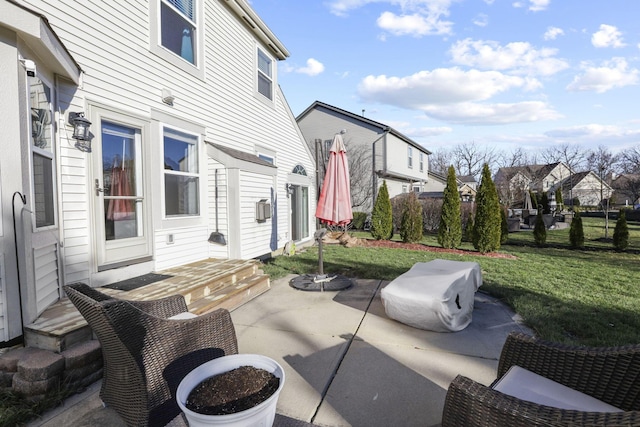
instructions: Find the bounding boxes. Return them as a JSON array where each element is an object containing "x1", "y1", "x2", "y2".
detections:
[{"x1": 69, "y1": 112, "x2": 93, "y2": 152}]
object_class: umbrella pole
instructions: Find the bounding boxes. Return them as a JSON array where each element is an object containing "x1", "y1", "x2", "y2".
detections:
[{"x1": 318, "y1": 236, "x2": 324, "y2": 276}]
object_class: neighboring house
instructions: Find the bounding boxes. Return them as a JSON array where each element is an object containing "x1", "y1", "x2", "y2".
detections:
[
  {"x1": 416, "y1": 171, "x2": 476, "y2": 202},
  {"x1": 611, "y1": 173, "x2": 640, "y2": 207},
  {"x1": 0, "y1": 0, "x2": 315, "y2": 346},
  {"x1": 561, "y1": 171, "x2": 614, "y2": 207},
  {"x1": 296, "y1": 101, "x2": 431, "y2": 212}
]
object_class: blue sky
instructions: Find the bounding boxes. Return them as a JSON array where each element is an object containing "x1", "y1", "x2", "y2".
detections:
[{"x1": 249, "y1": 0, "x2": 640, "y2": 156}]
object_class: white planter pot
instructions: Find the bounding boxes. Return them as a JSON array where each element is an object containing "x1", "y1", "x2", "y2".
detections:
[{"x1": 177, "y1": 354, "x2": 285, "y2": 427}]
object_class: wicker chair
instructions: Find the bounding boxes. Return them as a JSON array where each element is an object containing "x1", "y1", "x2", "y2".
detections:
[
  {"x1": 442, "y1": 332, "x2": 640, "y2": 426},
  {"x1": 63, "y1": 283, "x2": 238, "y2": 427}
]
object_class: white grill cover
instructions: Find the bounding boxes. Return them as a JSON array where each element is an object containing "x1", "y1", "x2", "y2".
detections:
[{"x1": 381, "y1": 259, "x2": 482, "y2": 332}]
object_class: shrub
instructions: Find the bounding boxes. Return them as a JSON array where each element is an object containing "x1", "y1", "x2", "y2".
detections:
[
  {"x1": 463, "y1": 212, "x2": 475, "y2": 243},
  {"x1": 400, "y1": 192, "x2": 423, "y2": 243},
  {"x1": 472, "y1": 164, "x2": 502, "y2": 253},
  {"x1": 533, "y1": 209, "x2": 546, "y2": 246},
  {"x1": 390, "y1": 193, "x2": 409, "y2": 234},
  {"x1": 421, "y1": 198, "x2": 443, "y2": 233},
  {"x1": 351, "y1": 212, "x2": 368, "y2": 230},
  {"x1": 540, "y1": 192, "x2": 550, "y2": 214},
  {"x1": 569, "y1": 210, "x2": 584, "y2": 248},
  {"x1": 370, "y1": 180, "x2": 393, "y2": 240},
  {"x1": 500, "y1": 207, "x2": 509, "y2": 244},
  {"x1": 555, "y1": 188, "x2": 564, "y2": 211},
  {"x1": 438, "y1": 166, "x2": 462, "y2": 248},
  {"x1": 530, "y1": 191, "x2": 538, "y2": 208},
  {"x1": 613, "y1": 210, "x2": 629, "y2": 251}
]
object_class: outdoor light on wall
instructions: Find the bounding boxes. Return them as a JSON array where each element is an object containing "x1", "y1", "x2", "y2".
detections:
[
  {"x1": 69, "y1": 112, "x2": 93, "y2": 152},
  {"x1": 286, "y1": 183, "x2": 294, "y2": 196}
]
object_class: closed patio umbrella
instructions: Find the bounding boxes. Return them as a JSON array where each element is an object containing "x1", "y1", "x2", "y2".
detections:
[{"x1": 290, "y1": 133, "x2": 353, "y2": 292}]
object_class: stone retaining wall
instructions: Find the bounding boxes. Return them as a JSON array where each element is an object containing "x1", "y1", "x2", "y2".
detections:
[{"x1": 0, "y1": 340, "x2": 102, "y2": 400}]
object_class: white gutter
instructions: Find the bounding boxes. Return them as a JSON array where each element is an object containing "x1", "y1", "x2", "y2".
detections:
[{"x1": 224, "y1": 0, "x2": 290, "y2": 60}]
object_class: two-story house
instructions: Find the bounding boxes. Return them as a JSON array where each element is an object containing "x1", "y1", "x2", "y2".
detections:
[
  {"x1": 0, "y1": 0, "x2": 315, "y2": 346},
  {"x1": 296, "y1": 101, "x2": 432, "y2": 212}
]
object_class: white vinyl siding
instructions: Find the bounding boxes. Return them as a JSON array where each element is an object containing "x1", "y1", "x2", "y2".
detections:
[
  {"x1": 154, "y1": 225, "x2": 209, "y2": 270},
  {"x1": 0, "y1": 255, "x2": 7, "y2": 342},
  {"x1": 239, "y1": 171, "x2": 273, "y2": 258},
  {"x1": 33, "y1": 243, "x2": 60, "y2": 316}
]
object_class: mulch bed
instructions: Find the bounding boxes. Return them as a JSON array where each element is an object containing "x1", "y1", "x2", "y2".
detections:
[
  {"x1": 185, "y1": 366, "x2": 279, "y2": 415},
  {"x1": 361, "y1": 239, "x2": 517, "y2": 259}
]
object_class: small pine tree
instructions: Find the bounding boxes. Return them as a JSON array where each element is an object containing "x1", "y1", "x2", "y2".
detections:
[
  {"x1": 569, "y1": 210, "x2": 584, "y2": 248},
  {"x1": 530, "y1": 191, "x2": 538, "y2": 208},
  {"x1": 400, "y1": 192, "x2": 423, "y2": 243},
  {"x1": 500, "y1": 207, "x2": 509, "y2": 244},
  {"x1": 370, "y1": 180, "x2": 393, "y2": 240},
  {"x1": 472, "y1": 164, "x2": 502, "y2": 253},
  {"x1": 464, "y1": 213, "x2": 475, "y2": 243},
  {"x1": 540, "y1": 192, "x2": 550, "y2": 214},
  {"x1": 613, "y1": 210, "x2": 629, "y2": 251},
  {"x1": 533, "y1": 209, "x2": 546, "y2": 246},
  {"x1": 438, "y1": 166, "x2": 463, "y2": 248}
]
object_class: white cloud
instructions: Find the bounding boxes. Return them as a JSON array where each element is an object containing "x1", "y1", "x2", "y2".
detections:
[
  {"x1": 449, "y1": 38, "x2": 569, "y2": 76},
  {"x1": 545, "y1": 124, "x2": 621, "y2": 138},
  {"x1": 358, "y1": 67, "x2": 527, "y2": 106},
  {"x1": 592, "y1": 24, "x2": 626, "y2": 48},
  {"x1": 567, "y1": 58, "x2": 639, "y2": 93},
  {"x1": 483, "y1": 0, "x2": 495, "y2": 4},
  {"x1": 410, "y1": 126, "x2": 454, "y2": 136},
  {"x1": 421, "y1": 101, "x2": 561, "y2": 124},
  {"x1": 326, "y1": 0, "x2": 455, "y2": 36},
  {"x1": 473, "y1": 13, "x2": 488, "y2": 27},
  {"x1": 296, "y1": 58, "x2": 325, "y2": 76},
  {"x1": 544, "y1": 26, "x2": 564, "y2": 40},
  {"x1": 512, "y1": 0, "x2": 550, "y2": 11}
]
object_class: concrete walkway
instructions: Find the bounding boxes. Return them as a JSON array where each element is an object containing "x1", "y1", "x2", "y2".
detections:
[{"x1": 28, "y1": 275, "x2": 532, "y2": 427}]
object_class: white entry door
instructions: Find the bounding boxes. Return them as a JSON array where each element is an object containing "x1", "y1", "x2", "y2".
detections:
[{"x1": 93, "y1": 121, "x2": 151, "y2": 269}]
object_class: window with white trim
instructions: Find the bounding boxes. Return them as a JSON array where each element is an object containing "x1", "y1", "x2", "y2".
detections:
[
  {"x1": 258, "y1": 153, "x2": 274, "y2": 164},
  {"x1": 257, "y1": 48, "x2": 273, "y2": 100},
  {"x1": 408, "y1": 146, "x2": 413, "y2": 168},
  {"x1": 419, "y1": 152, "x2": 424, "y2": 172},
  {"x1": 160, "y1": 0, "x2": 197, "y2": 64},
  {"x1": 163, "y1": 127, "x2": 199, "y2": 216},
  {"x1": 29, "y1": 76, "x2": 56, "y2": 228}
]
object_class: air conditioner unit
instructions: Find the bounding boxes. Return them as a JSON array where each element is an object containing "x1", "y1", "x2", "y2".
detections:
[{"x1": 255, "y1": 199, "x2": 271, "y2": 222}]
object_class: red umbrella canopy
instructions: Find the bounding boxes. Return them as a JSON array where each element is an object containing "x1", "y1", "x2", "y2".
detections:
[{"x1": 315, "y1": 133, "x2": 353, "y2": 226}]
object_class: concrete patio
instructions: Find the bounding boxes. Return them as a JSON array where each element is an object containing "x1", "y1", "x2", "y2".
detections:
[{"x1": 28, "y1": 273, "x2": 532, "y2": 427}]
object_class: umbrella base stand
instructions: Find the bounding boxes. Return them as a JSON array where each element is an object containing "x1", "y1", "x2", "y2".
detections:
[{"x1": 289, "y1": 274, "x2": 353, "y2": 292}]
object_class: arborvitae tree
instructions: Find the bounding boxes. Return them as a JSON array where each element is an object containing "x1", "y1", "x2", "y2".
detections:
[
  {"x1": 555, "y1": 188, "x2": 564, "y2": 212},
  {"x1": 400, "y1": 192, "x2": 423, "y2": 243},
  {"x1": 438, "y1": 166, "x2": 462, "y2": 248},
  {"x1": 472, "y1": 164, "x2": 502, "y2": 253},
  {"x1": 540, "y1": 192, "x2": 550, "y2": 214},
  {"x1": 370, "y1": 180, "x2": 393, "y2": 240},
  {"x1": 464, "y1": 213, "x2": 475, "y2": 243},
  {"x1": 500, "y1": 207, "x2": 509, "y2": 244},
  {"x1": 530, "y1": 191, "x2": 538, "y2": 208},
  {"x1": 613, "y1": 210, "x2": 629, "y2": 251},
  {"x1": 569, "y1": 210, "x2": 584, "y2": 248},
  {"x1": 533, "y1": 209, "x2": 546, "y2": 246}
]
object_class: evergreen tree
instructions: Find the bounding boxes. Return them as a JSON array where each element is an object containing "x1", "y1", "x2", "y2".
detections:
[
  {"x1": 533, "y1": 209, "x2": 546, "y2": 246},
  {"x1": 500, "y1": 207, "x2": 509, "y2": 244},
  {"x1": 530, "y1": 191, "x2": 538, "y2": 208},
  {"x1": 569, "y1": 210, "x2": 584, "y2": 248},
  {"x1": 613, "y1": 210, "x2": 629, "y2": 251},
  {"x1": 541, "y1": 192, "x2": 550, "y2": 214},
  {"x1": 370, "y1": 180, "x2": 393, "y2": 240},
  {"x1": 400, "y1": 192, "x2": 423, "y2": 243},
  {"x1": 555, "y1": 188, "x2": 563, "y2": 212},
  {"x1": 472, "y1": 164, "x2": 502, "y2": 253},
  {"x1": 463, "y1": 213, "x2": 475, "y2": 243},
  {"x1": 438, "y1": 166, "x2": 462, "y2": 248}
]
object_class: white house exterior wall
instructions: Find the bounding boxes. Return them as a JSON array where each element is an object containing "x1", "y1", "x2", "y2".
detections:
[
  {"x1": 574, "y1": 173, "x2": 613, "y2": 206},
  {"x1": 0, "y1": 0, "x2": 315, "y2": 340}
]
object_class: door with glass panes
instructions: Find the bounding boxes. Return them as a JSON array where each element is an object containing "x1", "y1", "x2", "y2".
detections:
[{"x1": 93, "y1": 120, "x2": 151, "y2": 269}]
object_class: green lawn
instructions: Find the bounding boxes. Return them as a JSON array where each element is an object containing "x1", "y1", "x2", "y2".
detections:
[{"x1": 263, "y1": 217, "x2": 640, "y2": 347}]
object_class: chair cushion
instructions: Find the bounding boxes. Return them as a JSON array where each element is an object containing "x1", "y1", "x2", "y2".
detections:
[
  {"x1": 492, "y1": 365, "x2": 623, "y2": 412},
  {"x1": 168, "y1": 311, "x2": 198, "y2": 320}
]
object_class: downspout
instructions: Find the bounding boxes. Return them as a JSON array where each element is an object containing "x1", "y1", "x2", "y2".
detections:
[
  {"x1": 11, "y1": 192, "x2": 27, "y2": 343},
  {"x1": 370, "y1": 129, "x2": 389, "y2": 205}
]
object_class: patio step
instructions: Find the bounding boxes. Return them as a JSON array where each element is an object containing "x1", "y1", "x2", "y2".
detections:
[{"x1": 23, "y1": 258, "x2": 270, "y2": 353}]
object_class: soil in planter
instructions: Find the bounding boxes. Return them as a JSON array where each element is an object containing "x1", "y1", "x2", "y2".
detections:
[{"x1": 185, "y1": 365, "x2": 280, "y2": 415}]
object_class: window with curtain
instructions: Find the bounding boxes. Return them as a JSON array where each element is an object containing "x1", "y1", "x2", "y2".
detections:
[
  {"x1": 163, "y1": 127, "x2": 199, "y2": 216},
  {"x1": 257, "y1": 48, "x2": 273, "y2": 100},
  {"x1": 160, "y1": 0, "x2": 196, "y2": 64},
  {"x1": 29, "y1": 76, "x2": 56, "y2": 228}
]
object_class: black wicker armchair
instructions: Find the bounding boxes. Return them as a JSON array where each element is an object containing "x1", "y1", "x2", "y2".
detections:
[
  {"x1": 63, "y1": 283, "x2": 238, "y2": 427},
  {"x1": 442, "y1": 332, "x2": 640, "y2": 426}
]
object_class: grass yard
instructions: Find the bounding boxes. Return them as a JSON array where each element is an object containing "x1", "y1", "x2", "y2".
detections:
[{"x1": 263, "y1": 216, "x2": 640, "y2": 347}]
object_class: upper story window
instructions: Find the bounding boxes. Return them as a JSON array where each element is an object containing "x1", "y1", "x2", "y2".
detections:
[
  {"x1": 29, "y1": 76, "x2": 56, "y2": 228},
  {"x1": 407, "y1": 146, "x2": 413, "y2": 168},
  {"x1": 257, "y1": 48, "x2": 273, "y2": 100},
  {"x1": 160, "y1": 0, "x2": 196, "y2": 64},
  {"x1": 292, "y1": 165, "x2": 307, "y2": 176},
  {"x1": 419, "y1": 152, "x2": 424, "y2": 172},
  {"x1": 163, "y1": 127, "x2": 199, "y2": 216},
  {"x1": 258, "y1": 153, "x2": 274, "y2": 164}
]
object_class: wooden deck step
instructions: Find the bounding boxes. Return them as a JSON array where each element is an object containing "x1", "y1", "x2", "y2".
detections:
[{"x1": 24, "y1": 258, "x2": 270, "y2": 352}]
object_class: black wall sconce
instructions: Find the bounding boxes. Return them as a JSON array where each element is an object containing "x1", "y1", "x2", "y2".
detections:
[{"x1": 68, "y1": 112, "x2": 93, "y2": 152}]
